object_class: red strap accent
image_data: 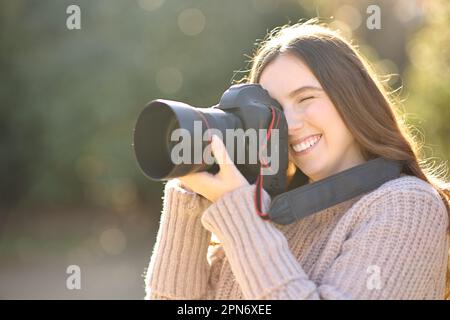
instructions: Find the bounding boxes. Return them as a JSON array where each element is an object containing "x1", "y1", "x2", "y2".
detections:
[{"x1": 254, "y1": 107, "x2": 278, "y2": 220}]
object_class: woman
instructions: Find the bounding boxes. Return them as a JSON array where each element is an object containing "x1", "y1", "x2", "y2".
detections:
[{"x1": 144, "y1": 21, "x2": 450, "y2": 299}]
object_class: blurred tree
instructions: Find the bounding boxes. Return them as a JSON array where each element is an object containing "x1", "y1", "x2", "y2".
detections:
[
  {"x1": 404, "y1": 0, "x2": 450, "y2": 179},
  {"x1": 3, "y1": 0, "x2": 447, "y2": 211},
  {"x1": 0, "y1": 1, "x2": 44, "y2": 209},
  {"x1": 0, "y1": 0, "x2": 310, "y2": 211}
]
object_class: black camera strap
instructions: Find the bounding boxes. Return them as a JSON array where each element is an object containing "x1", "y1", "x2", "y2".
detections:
[{"x1": 265, "y1": 157, "x2": 403, "y2": 225}]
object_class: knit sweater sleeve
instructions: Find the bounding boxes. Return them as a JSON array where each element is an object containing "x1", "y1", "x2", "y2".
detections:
[
  {"x1": 144, "y1": 179, "x2": 213, "y2": 300},
  {"x1": 200, "y1": 183, "x2": 449, "y2": 299}
]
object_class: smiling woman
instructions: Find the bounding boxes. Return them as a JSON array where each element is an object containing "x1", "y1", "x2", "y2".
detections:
[{"x1": 144, "y1": 19, "x2": 450, "y2": 300}]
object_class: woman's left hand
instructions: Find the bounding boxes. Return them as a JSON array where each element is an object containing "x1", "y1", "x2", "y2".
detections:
[{"x1": 178, "y1": 135, "x2": 250, "y2": 202}]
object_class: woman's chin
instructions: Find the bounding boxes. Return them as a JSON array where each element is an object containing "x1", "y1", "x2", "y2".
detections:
[{"x1": 295, "y1": 160, "x2": 327, "y2": 181}]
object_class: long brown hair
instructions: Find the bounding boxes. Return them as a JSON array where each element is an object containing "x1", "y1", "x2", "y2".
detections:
[{"x1": 238, "y1": 19, "x2": 450, "y2": 298}]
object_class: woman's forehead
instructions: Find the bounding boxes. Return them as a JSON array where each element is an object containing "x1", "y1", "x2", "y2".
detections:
[{"x1": 259, "y1": 54, "x2": 321, "y2": 98}]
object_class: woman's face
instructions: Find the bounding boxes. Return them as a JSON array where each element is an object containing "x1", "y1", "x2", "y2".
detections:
[{"x1": 259, "y1": 53, "x2": 365, "y2": 182}]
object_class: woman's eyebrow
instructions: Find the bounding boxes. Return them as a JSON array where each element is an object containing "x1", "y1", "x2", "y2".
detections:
[{"x1": 288, "y1": 86, "x2": 323, "y2": 98}]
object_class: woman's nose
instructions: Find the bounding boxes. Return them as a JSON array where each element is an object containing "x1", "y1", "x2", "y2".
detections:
[{"x1": 284, "y1": 109, "x2": 304, "y2": 135}]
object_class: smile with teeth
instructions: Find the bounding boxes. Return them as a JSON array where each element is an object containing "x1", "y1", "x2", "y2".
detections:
[{"x1": 292, "y1": 134, "x2": 322, "y2": 154}]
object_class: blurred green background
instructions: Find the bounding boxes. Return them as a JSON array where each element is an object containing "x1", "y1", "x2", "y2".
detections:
[{"x1": 0, "y1": 0, "x2": 448, "y2": 299}]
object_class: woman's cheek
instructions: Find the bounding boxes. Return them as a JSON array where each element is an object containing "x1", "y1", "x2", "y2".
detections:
[
  {"x1": 304, "y1": 102, "x2": 326, "y2": 129},
  {"x1": 308, "y1": 102, "x2": 334, "y2": 153}
]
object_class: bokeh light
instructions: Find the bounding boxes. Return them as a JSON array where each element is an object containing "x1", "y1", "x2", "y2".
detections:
[
  {"x1": 137, "y1": 0, "x2": 165, "y2": 12},
  {"x1": 177, "y1": 8, "x2": 206, "y2": 36},
  {"x1": 99, "y1": 228, "x2": 127, "y2": 256},
  {"x1": 155, "y1": 66, "x2": 183, "y2": 94}
]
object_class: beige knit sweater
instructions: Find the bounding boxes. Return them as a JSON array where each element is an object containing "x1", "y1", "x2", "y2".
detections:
[{"x1": 144, "y1": 175, "x2": 449, "y2": 300}]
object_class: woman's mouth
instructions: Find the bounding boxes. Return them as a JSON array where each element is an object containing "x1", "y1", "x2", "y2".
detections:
[{"x1": 291, "y1": 134, "x2": 322, "y2": 156}]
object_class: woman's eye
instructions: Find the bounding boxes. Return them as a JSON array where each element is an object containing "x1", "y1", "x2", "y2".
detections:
[{"x1": 299, "y1": 96, "x2": 314, "y2": 103}]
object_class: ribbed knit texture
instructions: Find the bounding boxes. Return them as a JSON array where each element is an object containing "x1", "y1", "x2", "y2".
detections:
[
  {"x1": 145, "y1": 175, "x2": 449, "y2": 299},
  {"x1": 144, "y1": 179, "x2": 212, "y2": 299}
]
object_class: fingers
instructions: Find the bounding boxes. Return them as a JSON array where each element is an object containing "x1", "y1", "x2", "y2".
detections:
[
  {"x1": 179, "y1": 171, "x2": 216, "y2": 195},
  {"x1": 211, "y1": 135, "x2": 234, "y2": 170},
  {"x1": 176, "y1": 177, "x2": 194, "y2": 192},
  {"x1": 176, "y1": 135, "x2": 249, "y2": 202}
]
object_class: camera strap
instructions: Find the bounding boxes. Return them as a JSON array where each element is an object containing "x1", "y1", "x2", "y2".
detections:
[
  {"x1": 254, "y1": 106, "x2": 281, "y2": 220},
  {"x1": 259, "y1": 157, "x2": 403, "y2": 225}
]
